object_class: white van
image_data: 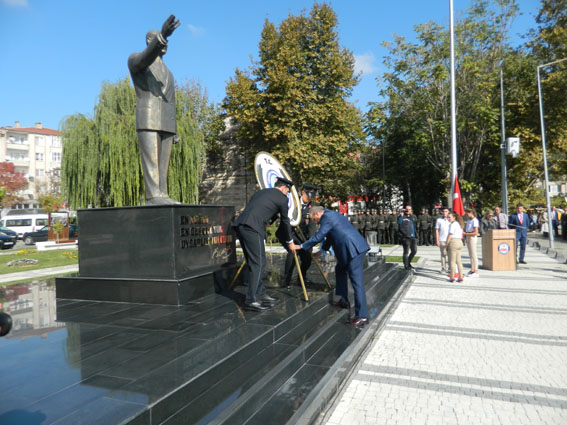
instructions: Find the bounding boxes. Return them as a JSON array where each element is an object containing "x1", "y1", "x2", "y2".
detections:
[{"x1": 1, "y1": 214, "x2": 49, "y2": 238}]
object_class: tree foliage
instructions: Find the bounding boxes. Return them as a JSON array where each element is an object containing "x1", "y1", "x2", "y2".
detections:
[
  {"x1": 224, "y1": 3, "x2": 363, "y2": 195},
  {"x1": 0, "y1": 162, "x2": 28, "y2": 208},
  {"x1": 365, "y1": 0, "x2": 521, "y2": 209},
  {"x1": 61, "y1": 78, "x2": 210, "y2": 208}
]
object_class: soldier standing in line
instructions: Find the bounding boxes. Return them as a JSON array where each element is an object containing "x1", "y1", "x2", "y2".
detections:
[
  {"x1": 387, "y1": 209, "x2": 398, "y2": 245},
  {"x1": 383, "y1": 209, "x2": 390, "y2": 244},
  {"x1": 351, "y1": 209, "x2": 361, "y2": 236},
  {"x1": 428, "y1": 209, "x2": 437, "y2": 245},
  {"x1": 363, "y1": 209, "x2": 373, "y2": 241},
  {"x1": 418, "y1": 208, "x2": 431, "y2": 246},
  {"x1": 377, "y1": 210, "x2": 387, "y2": 244}
]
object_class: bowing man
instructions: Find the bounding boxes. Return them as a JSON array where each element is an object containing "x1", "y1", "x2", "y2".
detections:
[
  {"x1": 233, "y1": 177, "x2": 296, "y2": 311},
  {"x1": 291, "y1": 206, "x2": 370, "y2": 325}
]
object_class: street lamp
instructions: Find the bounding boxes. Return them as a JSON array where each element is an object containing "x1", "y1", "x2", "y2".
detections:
[{"x1": 536, "y1": 57, "x2": 567, "y2": 250}]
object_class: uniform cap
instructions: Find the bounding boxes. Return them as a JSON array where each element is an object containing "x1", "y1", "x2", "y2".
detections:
[{"x1": 276, "y1": 176, "x2": 295, "y2": 189}]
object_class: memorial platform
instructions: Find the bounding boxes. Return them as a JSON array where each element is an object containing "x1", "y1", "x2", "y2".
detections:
[{"x1": 0, "y1": 257, "x2": 411, "y2": 425}]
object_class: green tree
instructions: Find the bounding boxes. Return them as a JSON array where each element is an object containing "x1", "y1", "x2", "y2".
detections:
[
  {"x1": 224, "y1": 3, "x2": 363, "y2": 195},
  {"x1": 365, "y1": 0, "x2": 519, "y2": 208},
  {"x1": 61, "y1": 78, "x2": 209, "y2": 208}
]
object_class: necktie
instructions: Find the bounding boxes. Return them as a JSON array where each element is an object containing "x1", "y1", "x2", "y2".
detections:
[
  {"x1": 497, "y1": 215, "x2": 500, "y2": 228},
  {"x1": 519, "y1": 214, "x2": 523, "y2": 225}
]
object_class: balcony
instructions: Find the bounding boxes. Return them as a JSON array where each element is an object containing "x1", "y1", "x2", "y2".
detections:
[
  {"x1": 6, "y1": 141, "x2": 29, "y2": 150},
  {"x1": 7, "y1": 158, "x2": 30, "y2": 167}
]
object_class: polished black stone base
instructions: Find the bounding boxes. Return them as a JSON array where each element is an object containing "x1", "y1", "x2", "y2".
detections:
[
  {"x1": 56, "y1": 265, "x2": 238, "y2": 305},
  {"x1": 56, "y1": 204, "x2": 237, "y2": 305},
  {"x1": 2, "y1": 257, "x2": 411, "y2": 425}
]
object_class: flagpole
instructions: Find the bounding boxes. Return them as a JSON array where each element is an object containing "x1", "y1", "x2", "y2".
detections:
[{"x1": 449, "y1": 0, "x2": 458, "y2": 209}]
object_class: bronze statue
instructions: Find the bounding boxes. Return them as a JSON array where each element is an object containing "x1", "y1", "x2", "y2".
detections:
[{"x1": 128, "y1": 15, "x2": 181, "y2": 205}]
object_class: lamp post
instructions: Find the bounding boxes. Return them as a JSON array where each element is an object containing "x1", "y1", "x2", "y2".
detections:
[
  {"x1": 499, "y1": 69, "x2": 508, "y2": 215},
  {"x1": 536, "y1": 57, "x2": 567, "y2": 250}
]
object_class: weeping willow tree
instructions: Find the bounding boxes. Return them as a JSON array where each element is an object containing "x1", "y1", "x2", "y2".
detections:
[{"x1": 61, "y1": 78, "x2": 207, "y2": 208}]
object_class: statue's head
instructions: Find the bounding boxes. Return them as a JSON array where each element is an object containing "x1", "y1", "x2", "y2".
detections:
[{"x1": 146, "y1": 30, "x2": 167, "y2": 56}]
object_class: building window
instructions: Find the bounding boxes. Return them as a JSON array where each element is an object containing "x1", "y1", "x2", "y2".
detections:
[
  {"x1": 36, "y1": 153, "x2": 44, "y2": 161},
  {"x1": 36, "y1": 169, "x2": 44, "y2": 177},
  {"x1": 51, "y1": 137, "x2": 61, "y2": 148},
  {"x1": 36, "y1": 136, "x2": 44, "y2": 147},
  {"x1": 51, "y1": 152, "x2": 61, "y2": 162}
]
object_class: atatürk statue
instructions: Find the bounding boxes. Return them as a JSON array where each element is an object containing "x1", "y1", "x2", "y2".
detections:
[{"x1": 128, "y1": 15, "x2": 181, "y2": 205}]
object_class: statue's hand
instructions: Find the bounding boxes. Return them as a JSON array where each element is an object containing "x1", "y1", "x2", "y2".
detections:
[{"x1": 161, "y1": 14, "x2": 180, "y2": 39}]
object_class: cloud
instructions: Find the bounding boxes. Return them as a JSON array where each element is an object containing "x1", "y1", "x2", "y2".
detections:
[
  {"x1": 187, "y1": 24, "x2": 205, "y2": 37},
  {"x1": 354, "y1": 52, "x2": 378, "y2": 76},
  {"x1": 1, "y1": 0, "x2": 29, "y2": 6}
]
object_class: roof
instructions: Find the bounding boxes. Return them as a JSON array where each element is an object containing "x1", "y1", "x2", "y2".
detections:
[{"x1": 4, "y1": 126, "x2": 60, "y2": 136}]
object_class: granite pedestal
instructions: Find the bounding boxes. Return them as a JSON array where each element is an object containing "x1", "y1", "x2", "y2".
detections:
[{"x1": 56, "y1": 205, "x2": 237, "y2": 305}]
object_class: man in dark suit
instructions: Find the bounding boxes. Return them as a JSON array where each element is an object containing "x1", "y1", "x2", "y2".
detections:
[
  {"x1": 129, "y1": 15, "x2": 180, "y2": 205},
  {"x1": 282, "y1": 184, "x2": 318, "y2": 288},
  {"x1": 508, "y1": 203, "x2": 530, "y2": 264},
  {"x1": 234, "y1": 177, "x2": 295, "y2": 311},
  {"x1": 291, "y1": 206, "x2": 370, "y2": 325}
]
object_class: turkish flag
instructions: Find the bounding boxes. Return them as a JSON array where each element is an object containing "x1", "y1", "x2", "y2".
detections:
[{"x1": 453, "y1": 176, "x2": 465, "y2": 216}]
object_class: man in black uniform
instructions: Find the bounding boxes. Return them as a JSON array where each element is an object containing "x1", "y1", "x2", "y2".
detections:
[
  {"x1": 282, "y1": 184, "x2": 319, "y2": 288},
  {"x1": 418, "y1": 208, "x2": 431, "y2": 246},
  {"x1": 233, "y1": 177, "x2": 295, "y2": 311},
  {"x1": 377, "y1": 210, "x2": 387, "y2": 244},
  {"x1": 388, "y1": 209, "x2": 398, "y2": 245}
]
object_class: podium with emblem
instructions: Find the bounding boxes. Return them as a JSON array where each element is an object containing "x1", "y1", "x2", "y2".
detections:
[{"x1": 481, "y1": 229, "x2": 517, "y2": 271}]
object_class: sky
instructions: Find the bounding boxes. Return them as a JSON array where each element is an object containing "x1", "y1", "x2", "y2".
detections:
[{"x1": 0, "y1": 0, "x2": 542, "y2": 131}]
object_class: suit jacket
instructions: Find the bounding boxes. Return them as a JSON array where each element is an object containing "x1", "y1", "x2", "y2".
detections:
[
  {"x1": 301, "y1": 210, "x2": 370, "y2": 265},
  {"x1": 493, "y1": 213, "x2": 508, "y2": 229},
  {"x1": 235, "y1": 188, "x2": 292, "y2": 242},
  {"x1": 128, "y1": 33, "x2": 177, "y2": 134},
  {"x1": 508, "y1": 212, "x2": 529, "y2": 237}
]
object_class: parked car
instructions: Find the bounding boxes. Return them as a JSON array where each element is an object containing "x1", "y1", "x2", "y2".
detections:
[
  {"x1": 0, "y1": 226, "x2": 18, "y2": 238},
  {"x1": 23, "y1": 224, "x2": 78, "y2": 245},
  {"x1": 0, "y1": 233, "x2": 16, "y2": 250}
]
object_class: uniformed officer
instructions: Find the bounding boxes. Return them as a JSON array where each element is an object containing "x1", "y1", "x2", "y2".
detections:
[
  {"x1": 282, "y1": 184, "x2": 319, "y2": 287},
  {"x1": 383, "y1": 209, "x2": 391, "y2": 244},
  {"x1": 234, "y1": 177, "x2": 295, "y2": 311},
  {"x1": 377, "y1": 210, "x2": 387, "y2": 244},
  {"x1": 349, "y1": 209, "x2": 359, "y2": 234},
  {"x1": 388, "y1": 209, "x2": 398, "y2": 245},
  {"x1": 418, "y1": 208, "x2": 431, "y2": 246}
]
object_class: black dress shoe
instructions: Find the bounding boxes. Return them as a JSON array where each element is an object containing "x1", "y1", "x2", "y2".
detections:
[
  {"x1": 244, "y1": 301, "x2": 270, "y2": 312},
  {"x1": 519, "y1": 260, "x2": 527, "y2": 264},
  {"x1": 261, "y1": 294, "x2": 277, "y2": 303},
  {"x1": 350, "y1": 317, "x2": 368, "y2": 326},
  {"x1": 334, "y1": 300, "x2": 350, "y2": 309}
]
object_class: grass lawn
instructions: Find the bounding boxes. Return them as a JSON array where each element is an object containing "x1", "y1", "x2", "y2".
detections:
[
  {"x1": 385, "y1": 256, "x2": 419, "y2": 263},
  {"x1": 0, "y1": 249, "x2": 78, "y2": 275}
]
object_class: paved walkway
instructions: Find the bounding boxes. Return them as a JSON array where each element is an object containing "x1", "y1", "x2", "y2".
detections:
[
  {"x1": 323, "y1": 239, "x2": 567, "y2": 425},
  {"x1": 0, "y1": 265, "x2": 78, "y2": 284}
]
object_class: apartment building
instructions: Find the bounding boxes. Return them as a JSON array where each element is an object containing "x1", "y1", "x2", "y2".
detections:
[{"x1": 0, "y1": 121, "x2": 62, "y2": 202}]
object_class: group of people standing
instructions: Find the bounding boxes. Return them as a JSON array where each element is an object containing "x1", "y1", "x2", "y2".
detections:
[
  {"x1": 432, "y1": 203, "x2": 531, "y2": 282},
  {"x1": 349, "y1": 209, "x2": 399, "y2": 245}
]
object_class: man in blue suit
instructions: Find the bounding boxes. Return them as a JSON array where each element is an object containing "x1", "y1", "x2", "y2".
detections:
[
  {"x1": 292, "y1": 206, "x2": 370, "y2": 325},
  {"x1": 508, "y1": 203, "x2": 530, "y2": 264}
]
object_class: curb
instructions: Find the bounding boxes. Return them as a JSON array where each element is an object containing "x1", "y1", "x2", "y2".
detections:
[{"x1": 527, "y1": 239, "x2": 567, "y2": 264}]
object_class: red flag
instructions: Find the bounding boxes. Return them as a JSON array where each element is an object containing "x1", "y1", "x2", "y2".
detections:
[{"x1": 453, "y1": 176, "x2": 465, "y2": 216}]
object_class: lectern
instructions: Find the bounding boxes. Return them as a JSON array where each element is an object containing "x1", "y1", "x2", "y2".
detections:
[{"x1": 481, "y1": 229, "x2": 517, "y2": 271}]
